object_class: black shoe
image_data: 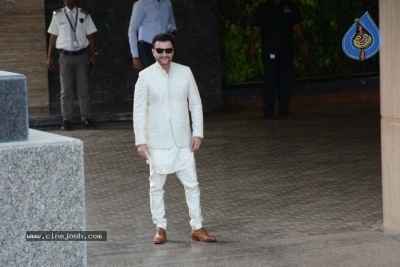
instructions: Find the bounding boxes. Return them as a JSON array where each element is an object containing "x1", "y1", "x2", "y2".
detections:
[
  {"x1": 264, "y1": 114, "x2": 274, "y2": 121},
  {"x1": 84, "y1": 119, "x2": 97, "y2": 129},
  {"x1": 61, "y1": 120, "x2": 72, "y2": 131}
]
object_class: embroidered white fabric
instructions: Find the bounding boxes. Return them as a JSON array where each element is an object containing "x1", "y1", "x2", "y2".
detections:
[
  {"x1": 146, "y1": 145, "x2": 194, "y2": 174},
  {"x1": 133, "y1": 62, "x2": 203, "y2": 149}
]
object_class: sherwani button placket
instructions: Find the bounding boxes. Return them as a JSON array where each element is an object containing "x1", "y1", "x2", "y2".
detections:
[{"x1": 166, "y1": 67, "x2": 172, "y2": 134}]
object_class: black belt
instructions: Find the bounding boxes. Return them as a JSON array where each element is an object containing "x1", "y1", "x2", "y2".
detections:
[{"x1": 59, "y1": 48, "x2": 86, "y2": 56}]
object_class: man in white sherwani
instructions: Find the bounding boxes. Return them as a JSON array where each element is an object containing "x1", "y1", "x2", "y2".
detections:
[{"x1": 133, "y1": 33, "x2": 216, "y2": 244}]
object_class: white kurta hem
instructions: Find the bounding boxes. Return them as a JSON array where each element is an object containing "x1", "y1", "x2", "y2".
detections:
[{"x1": 146, "y1": 144, "x2": 194, "y2": 174}]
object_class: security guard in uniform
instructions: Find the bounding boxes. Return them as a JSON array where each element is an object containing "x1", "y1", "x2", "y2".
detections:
[
  {"x1": 250, "y1": 0, "x2": 308, "y2": 120},
  {"x1": 47, "y1": 0, "x2": 98, "y2": 130}
]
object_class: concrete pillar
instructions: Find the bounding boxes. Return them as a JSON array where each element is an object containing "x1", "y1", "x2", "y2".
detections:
[
  {"x1": 380, "y1": 0, "x2": 400, "y2": 231},
  {"x1": 0, "y1": 71, "x2": 87, "y2": 266}
]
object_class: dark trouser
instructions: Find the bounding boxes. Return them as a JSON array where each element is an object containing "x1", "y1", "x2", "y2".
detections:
[
  {"x1": 138, "y1": 41, "x2": 155, "y2": 69},
  {"x1": 59, "y1": 52, "x2": 91, "y2": 121},
  {"x1": 261, "y1": 52, "x2": 294, "y2": 116}
]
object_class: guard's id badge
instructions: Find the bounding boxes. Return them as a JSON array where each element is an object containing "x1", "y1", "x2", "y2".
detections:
[{"x1": 73, "y1": 40, "x2": 79, "y2": 49}]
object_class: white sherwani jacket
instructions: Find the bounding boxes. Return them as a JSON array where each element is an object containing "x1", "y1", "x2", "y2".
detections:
[{"x1": 133, "y1": 61, "x2": 203, "y2": 149}]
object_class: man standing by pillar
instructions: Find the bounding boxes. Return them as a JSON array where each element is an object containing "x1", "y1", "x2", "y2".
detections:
[
  {"x1": 47, "y1": 0, "x2": 98, "y2": 130},
  {"x1": 128, "y1": 0, "x2": 177, "y2": 71},
  {"x1": 133, "y1": 33, "x2": 215, "y2": 244},
  {"x1": 250, "y1": 0, "x2": 308, "y2": 120}
]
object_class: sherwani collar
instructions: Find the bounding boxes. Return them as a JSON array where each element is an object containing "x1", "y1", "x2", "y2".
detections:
[{"x1": 154, "y1": 61, "x2": 174, "y2": 74}]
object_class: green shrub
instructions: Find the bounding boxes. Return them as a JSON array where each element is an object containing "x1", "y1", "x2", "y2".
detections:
[{"x1": 219, "y1": 0, "x2": 379, "y2": 85}]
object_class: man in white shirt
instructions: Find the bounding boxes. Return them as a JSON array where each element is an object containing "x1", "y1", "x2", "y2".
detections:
[
  {"x1": 133, "y1": 33, "x2": 216, "y2": 244},
  {"x1": 128, "y1": 0, "x2": 177, "y2": 71},
  {"x1": 47, "y1": 0, "x2": 98, "y2": 130}
]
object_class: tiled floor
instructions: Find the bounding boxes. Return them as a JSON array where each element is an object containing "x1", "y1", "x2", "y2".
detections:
[{"x1": 43, "y1": 90, "x2": 400, "y2": 267}]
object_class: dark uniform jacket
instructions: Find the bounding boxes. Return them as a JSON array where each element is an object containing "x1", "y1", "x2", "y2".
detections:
[{"x1": 251, "y1": 0, "x2": 302, "y2": 54}]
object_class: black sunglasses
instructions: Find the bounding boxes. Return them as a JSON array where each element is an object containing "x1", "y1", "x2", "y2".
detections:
[{"x1": 154, "y1": 48, "x2": 174, "y2": 54}]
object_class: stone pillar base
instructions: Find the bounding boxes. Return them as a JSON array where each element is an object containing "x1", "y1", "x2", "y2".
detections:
[{"x1": 0, "y1": 129, "x2": 86, "y2": 266}]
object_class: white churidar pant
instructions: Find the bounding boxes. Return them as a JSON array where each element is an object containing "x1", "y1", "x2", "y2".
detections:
[{"x1": 149, "y1": 160, "x2": 203, "y2": 230}]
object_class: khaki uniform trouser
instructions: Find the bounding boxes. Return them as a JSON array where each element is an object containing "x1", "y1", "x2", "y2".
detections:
[{"x1": 59, "y1": 52, "x2": 91, "y2": 121}]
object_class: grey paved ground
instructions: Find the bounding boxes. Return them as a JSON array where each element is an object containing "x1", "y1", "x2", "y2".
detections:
[{"x1": 44, "y1": 90, "x2": 400, "y2": 266}]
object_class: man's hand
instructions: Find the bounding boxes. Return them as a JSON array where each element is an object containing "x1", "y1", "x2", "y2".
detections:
[
  {"x1": 301, "y1": 43, "x2": 309, "y2": 57},
  {"x1": 170, "y1": 30, "x2": 178, "y2": 40},
  {"x1": 88, "y1": 55, "x2": 97, "y2": 67},
  {"x1": 137, "y1": 144, "x2": 150, "y2": 159},
  {"x1": 47, "y1": 57, "x2": 55, "y2": 71},
  {"x1": 133, "y1": 57, "x2": 143, "y2": 71},
  {"x1": 249, "y1": 47, "x2": 258, "y2": 59},
  {"x1": 47, "y1": 34, "x2": 57, "y2": 71},
  {"x1": 249, "y1": 26, "x2": 261, "y2": 59},
  {"x1": 190, "y1": 137, "x2": 202, "y2": 152},
  {"x1": 293, "y1": 24, "x2": 308, "y2": 57}
]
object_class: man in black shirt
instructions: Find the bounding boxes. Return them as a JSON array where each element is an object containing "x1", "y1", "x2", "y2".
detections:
[{"x1": 250, "y1": 0, "x2": 308, "y2": 120}]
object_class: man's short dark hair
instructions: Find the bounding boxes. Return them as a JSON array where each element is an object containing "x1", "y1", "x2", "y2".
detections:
[{"x1": 152, "y1": 33, "x2": 175, "y2": 48}]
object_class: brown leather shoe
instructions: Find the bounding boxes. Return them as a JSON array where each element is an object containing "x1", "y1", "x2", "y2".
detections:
[
  {"x1": 191, "y1": 228, "x2": 216, "y2": 242},
  {"x1": 153, "y1": 228, "x2": 166, "y2": 244}
]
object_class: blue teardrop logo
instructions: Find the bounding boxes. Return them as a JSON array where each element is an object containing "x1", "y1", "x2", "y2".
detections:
[{"x1": 342, "y1": 11, "x2": 382, "y2": 60}]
